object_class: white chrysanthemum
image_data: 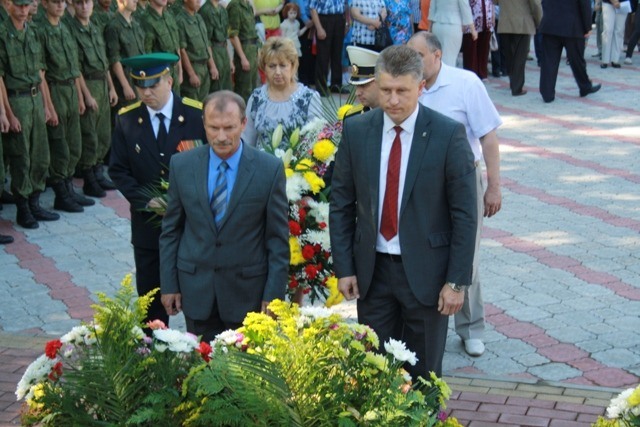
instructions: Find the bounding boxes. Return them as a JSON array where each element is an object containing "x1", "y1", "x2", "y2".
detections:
[
  {"x1": 153, "y1": 329, "x2": 198, "y2": 353},
  {"x1": 303, "y1": 230, "x2": 331, "y2": 251},
  {"x1": 286, "y1": 173, "x2": 309, "y2": 202},
  {"x1": 308, "y1": 200, "x2": 329, "y2": 224},
  {"x1": 300, "y1": 306, "x2": 334, "y2": 319},
  {"x1": 215, "y1": 329, "x2": 240, "y2": 346},
  {"x1": 16, "y1": 355, "x2": 57, "y2": 400},
  {"x1": 61, "y1": 325, "x2": 92, "y2": 345},
  {"x1": 300, "y1": 117, "x2": 327, "y2": 139},
  {"x1": 384, "y1": 338, "x2": 418, "y2": 366},
  {"x1": 607, "y1": 388, "x2": 633, "y2": 418}
]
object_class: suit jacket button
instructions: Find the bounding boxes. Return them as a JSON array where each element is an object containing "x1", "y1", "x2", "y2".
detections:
[{"x1": 160, "y1": 170, "x2": 165, "y2": 175}]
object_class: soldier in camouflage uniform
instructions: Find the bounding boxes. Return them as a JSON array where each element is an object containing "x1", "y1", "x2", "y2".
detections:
[
  {"x1": 174, "y1": 0, "x2": 218, "y2": 101},
  {"x1": 38, "y1": 0, "x2": 95, "y2": 213},
  {"x1": 199, "y1": 0, "x2": 233, "y2": 92},
  {"x1": 140, "y1": 0, "x2": 182, "y2": 94},
  {"x1": 92, "y1": 0, "x2": 114, "y2": 28},
  {"x1": 0, "y1": 0, "x2": 59, "y2": 229},
  {"x1": 227, "y1": 0, "x2": 259, "y2": 101},
  {"x1": 104, "y1": 0, "x2": 145, "y2": 111},
  {"x1": 70, "y1": 0, "x2": 119, "y2": 198}
]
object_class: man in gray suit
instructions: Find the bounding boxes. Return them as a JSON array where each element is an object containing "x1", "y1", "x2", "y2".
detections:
[
  {"x1": 329, "y1": 45, "x2": 478, "y2": 378},
  {"x1": 159, "y1": 90, "x2": 289, "y2": 342}
]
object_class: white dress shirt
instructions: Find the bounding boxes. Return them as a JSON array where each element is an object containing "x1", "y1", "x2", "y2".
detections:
[{"x1": 146, "y1": 92, "x2": 174, "y2": 138}]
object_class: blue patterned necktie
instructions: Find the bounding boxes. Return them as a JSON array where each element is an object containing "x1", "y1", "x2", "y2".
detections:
[{"x1": 211, "y1": 161, "x2": 229, "y2": 226}]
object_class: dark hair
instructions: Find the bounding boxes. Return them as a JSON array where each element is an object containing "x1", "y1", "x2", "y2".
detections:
[
  {"x1": 281, "y1": 2, "x2": 299, "y2": 19},
  {"x1": 375, "y1": 45, "x2": 424, "y2": 82},
  {"x1": 203, "y1": 90, "x2": 247, "y2": 121},
  {"x1": 409, "y1": 31, "x2": 443, "y2": 53}
]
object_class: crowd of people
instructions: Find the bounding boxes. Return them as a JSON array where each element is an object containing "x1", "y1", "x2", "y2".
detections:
[{"x1": 1, "y1": 0, "x2": 634, "y2": 378}]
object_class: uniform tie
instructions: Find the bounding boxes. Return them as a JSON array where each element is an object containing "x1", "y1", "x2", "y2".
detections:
[
  {"x1": 211, "y1": 161, "x2": 229, "y2": 226},
  {"x1": 380, "y1": 126, "x2": 402, "y2": 240},
  {"x1": 156, "y1": 112, "x2": 168, "y2": 148}
]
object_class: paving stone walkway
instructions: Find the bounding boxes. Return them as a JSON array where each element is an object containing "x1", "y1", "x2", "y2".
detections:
[{"x1": 0, "y1": 39, "x2": 638, "y2": 425}]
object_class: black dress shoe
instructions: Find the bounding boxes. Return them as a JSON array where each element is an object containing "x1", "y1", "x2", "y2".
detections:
[
  {"x1": 0, "y1": 234, "x2": 14, "y2": 244},
  {"x1": 512, "y1": 90, "x2": 528, "y2": 97},
  {"x1": 611, "y1": 62, "x2": 621, "y2": 68},
  {"x1": 600, "y1": 63, "x2": 608, "y2": 69},
  {"x1": 580, "y1": 83, "x2": 601, "y2": 97}
]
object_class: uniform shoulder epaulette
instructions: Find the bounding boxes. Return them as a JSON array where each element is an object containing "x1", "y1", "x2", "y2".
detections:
[
  {"x1": 344, "y1": 104, "x2": 365, "y2": 119},
  {"x1": 118, "y1": 101, "x2": 142, "y2": 115},
  {"x1": 182, "y1": 97, "x2": 203, "y2": 110}
]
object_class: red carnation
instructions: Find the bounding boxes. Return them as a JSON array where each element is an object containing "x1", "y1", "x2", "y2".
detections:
[
  {"x1": 313, "y1": 244, "x2": 321, "y2": 253},
  {"x1": 299, "y1": 208, "x2": 307, "y2": 224},
  {"x1": 289, "y1": 220, "x2": 302, "y2": 236},
  {"x1": 302, "y1": 244, "x2": 315, "y2": 260},
  {"x1": 48, "y1": 361, "x2": 63, "y2": 381},
  {"x1": 288, "y1": 277, "x2": 299, "y2": 289},
  {"x1": 45, "y1": 339, "x2": 63, "y2": 359},
  {"x1": 318, "y1": 222, "x2": 327, "y2": 229},
  {"x1": 305, "y1": 264, "x2": 318, "y2": 280},
  {"x1": 197, "y1": 341, "x2": 212, "y2": 363}
]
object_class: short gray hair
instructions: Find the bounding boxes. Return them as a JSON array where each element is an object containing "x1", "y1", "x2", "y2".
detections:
[
  {"x1": 409, "y1": 31, "x2": 443, "y2": 53},
  {"x1": 375, "y1": 45, "x2": 424, "y2": 82},
  {"x1": 203, "y1": 90, "x2": 247, "y2": 121}
]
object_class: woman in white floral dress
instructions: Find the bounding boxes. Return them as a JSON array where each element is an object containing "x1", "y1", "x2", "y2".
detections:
[{"x1": 242, "y1": 37, "x2": 322, "y2": 149}]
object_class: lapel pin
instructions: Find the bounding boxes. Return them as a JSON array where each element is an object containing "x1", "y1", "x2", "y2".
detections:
[
  {"x1": 178, "y1": 115, "x2": 184, "y2": 123},
  {"x1": 135, "y1": 144, "x2": 141, "y2": 153},
  {"x1": 138, "y1": 117, "x2": 143, "y2": 124}
]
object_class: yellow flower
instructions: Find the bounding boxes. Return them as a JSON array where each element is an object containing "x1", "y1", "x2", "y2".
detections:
[
  {"x1": 364, "y1": 352, "x2": 387, "y2": 372},
  {"x1": 337, "y1": 104, "x2": 354, "y2": 120},
  {"x1": 295, "y1": 158, "x2": 314, "y2": 172},
  {"x1": 289, "y1": 237, "x2": 305, "y2": 265},
  {"x1": 284, "y1": 167, "x2": 294, "y2": 178},
  {"x1": 27, "y1": 383, "x2": 46, "y2": 410},
  {"x1": 325, "y1": 276, "x2": 344, "y2": 308},
  {"x1": 312, "y1": 139, "x2": 336, "y2": 162},
  {"x1": 303, "y1": 171, "x2": 325, "y2": 194},
  {"x1": 628, "y1": 385, "x2": 640, "y2": 406},
  {"x1": 159, "y1": 179, "x2": 169, "y2": 191}
]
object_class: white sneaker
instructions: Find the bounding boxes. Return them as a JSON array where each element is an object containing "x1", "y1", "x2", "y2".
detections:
[
  {"x1": 464, "y1": 339, "x2": 485, "y2": 357},
  {"x1": 624, "y1": 57, "x2": 633, "y2": 65}
]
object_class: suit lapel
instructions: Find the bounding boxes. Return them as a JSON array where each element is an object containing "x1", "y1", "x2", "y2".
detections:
[
  {"x1": 137, "y1": 108, "x2": 162, "y2": 165},
  {"x1": 216, "y1": 144, "x2": 255, "y2": 232},
  {"x1": 194, "y1": 146, "x2": 217, "y2": 235},
  {"x1": 367, "y1": 110, "x2": 384, "y2": 223},
  {"x1": 400, "y1": 106, "x2": 431, "y2": 216}
]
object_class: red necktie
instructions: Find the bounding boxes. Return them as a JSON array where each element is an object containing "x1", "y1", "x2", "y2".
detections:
[{"x1": 380, "y1": 126, "x2": 402, "y2": 241}]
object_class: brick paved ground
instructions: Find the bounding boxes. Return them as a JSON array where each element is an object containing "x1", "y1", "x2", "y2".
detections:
[{"x1": 0, "y1": 37, "x2": 638, "y2": 425}]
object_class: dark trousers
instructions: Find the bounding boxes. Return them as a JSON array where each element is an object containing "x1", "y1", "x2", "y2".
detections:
[
  {"x1": 357, "y1": 254, "x2": 449, "y2": 378},
  {"x1": 185, "y1": 307, "x2": 242, "y2": 343},
  {"x1": 539, "y1": 34, "x2": 591, "y2": 102},
  {"x1": 626, "y1": 12, "x2": 640, "y2": 58},
  {"x1": 133, "y1": 246, "x2": 169, "y2": 326},
  {"x1": 462, "y1": 30, "x2": 491, "y2": 79},
  {"x1": 298, "y1": 33, "x2": 316, "y2": 86},
  {"x1": 315, "y1": 13, "x2": 346, "y2": 89},
  {"x1": 502, "y1": 33, "x2": 531, "y2": 95}
]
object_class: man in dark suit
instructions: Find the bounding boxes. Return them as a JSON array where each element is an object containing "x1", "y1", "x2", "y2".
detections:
[
  {"x1": 109, "y1": 53, "x2": 206, "y2": 326},
  {"x1": 539, "y1": 0, "x2": 602, "y2": 102},
  {"x1": 159, "y1": 90, "x2": 289, "y2": 343},
  {"x1": 329, "y1": 45, "x2": 478, "y2": 378}
]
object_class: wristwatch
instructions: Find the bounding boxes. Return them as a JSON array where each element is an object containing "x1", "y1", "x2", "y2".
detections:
[{"x1": 446, "y1": 282, "x2": 466, "y2": 293}]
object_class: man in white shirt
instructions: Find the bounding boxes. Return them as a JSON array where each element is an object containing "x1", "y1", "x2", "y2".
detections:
[{"x1": 408, "y1": 31, "x2": 503, "y2": 357}]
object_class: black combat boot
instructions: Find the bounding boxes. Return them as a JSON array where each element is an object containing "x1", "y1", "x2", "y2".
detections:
[
  {"x1": 66, "y1": 178, "x2": 95, "y2": 206},
  {"x1": 15, "y1": 195, "x2": 39, "y2": 229},
  {"x1": 52, "y1": 181, "x2": 83, "y2": 213},
  {"x1": 82, "y1": 168, "x2": 106, "y2": 198},
  {"x1": 29, "y1": 192, "x2": 62, "y2": 220},
  {"x1": 0, "y1": 234, "x2": 13, "y2": 244},
  {"x1": 94, "y1": 164, "x2": 116, "y2": 190}
]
